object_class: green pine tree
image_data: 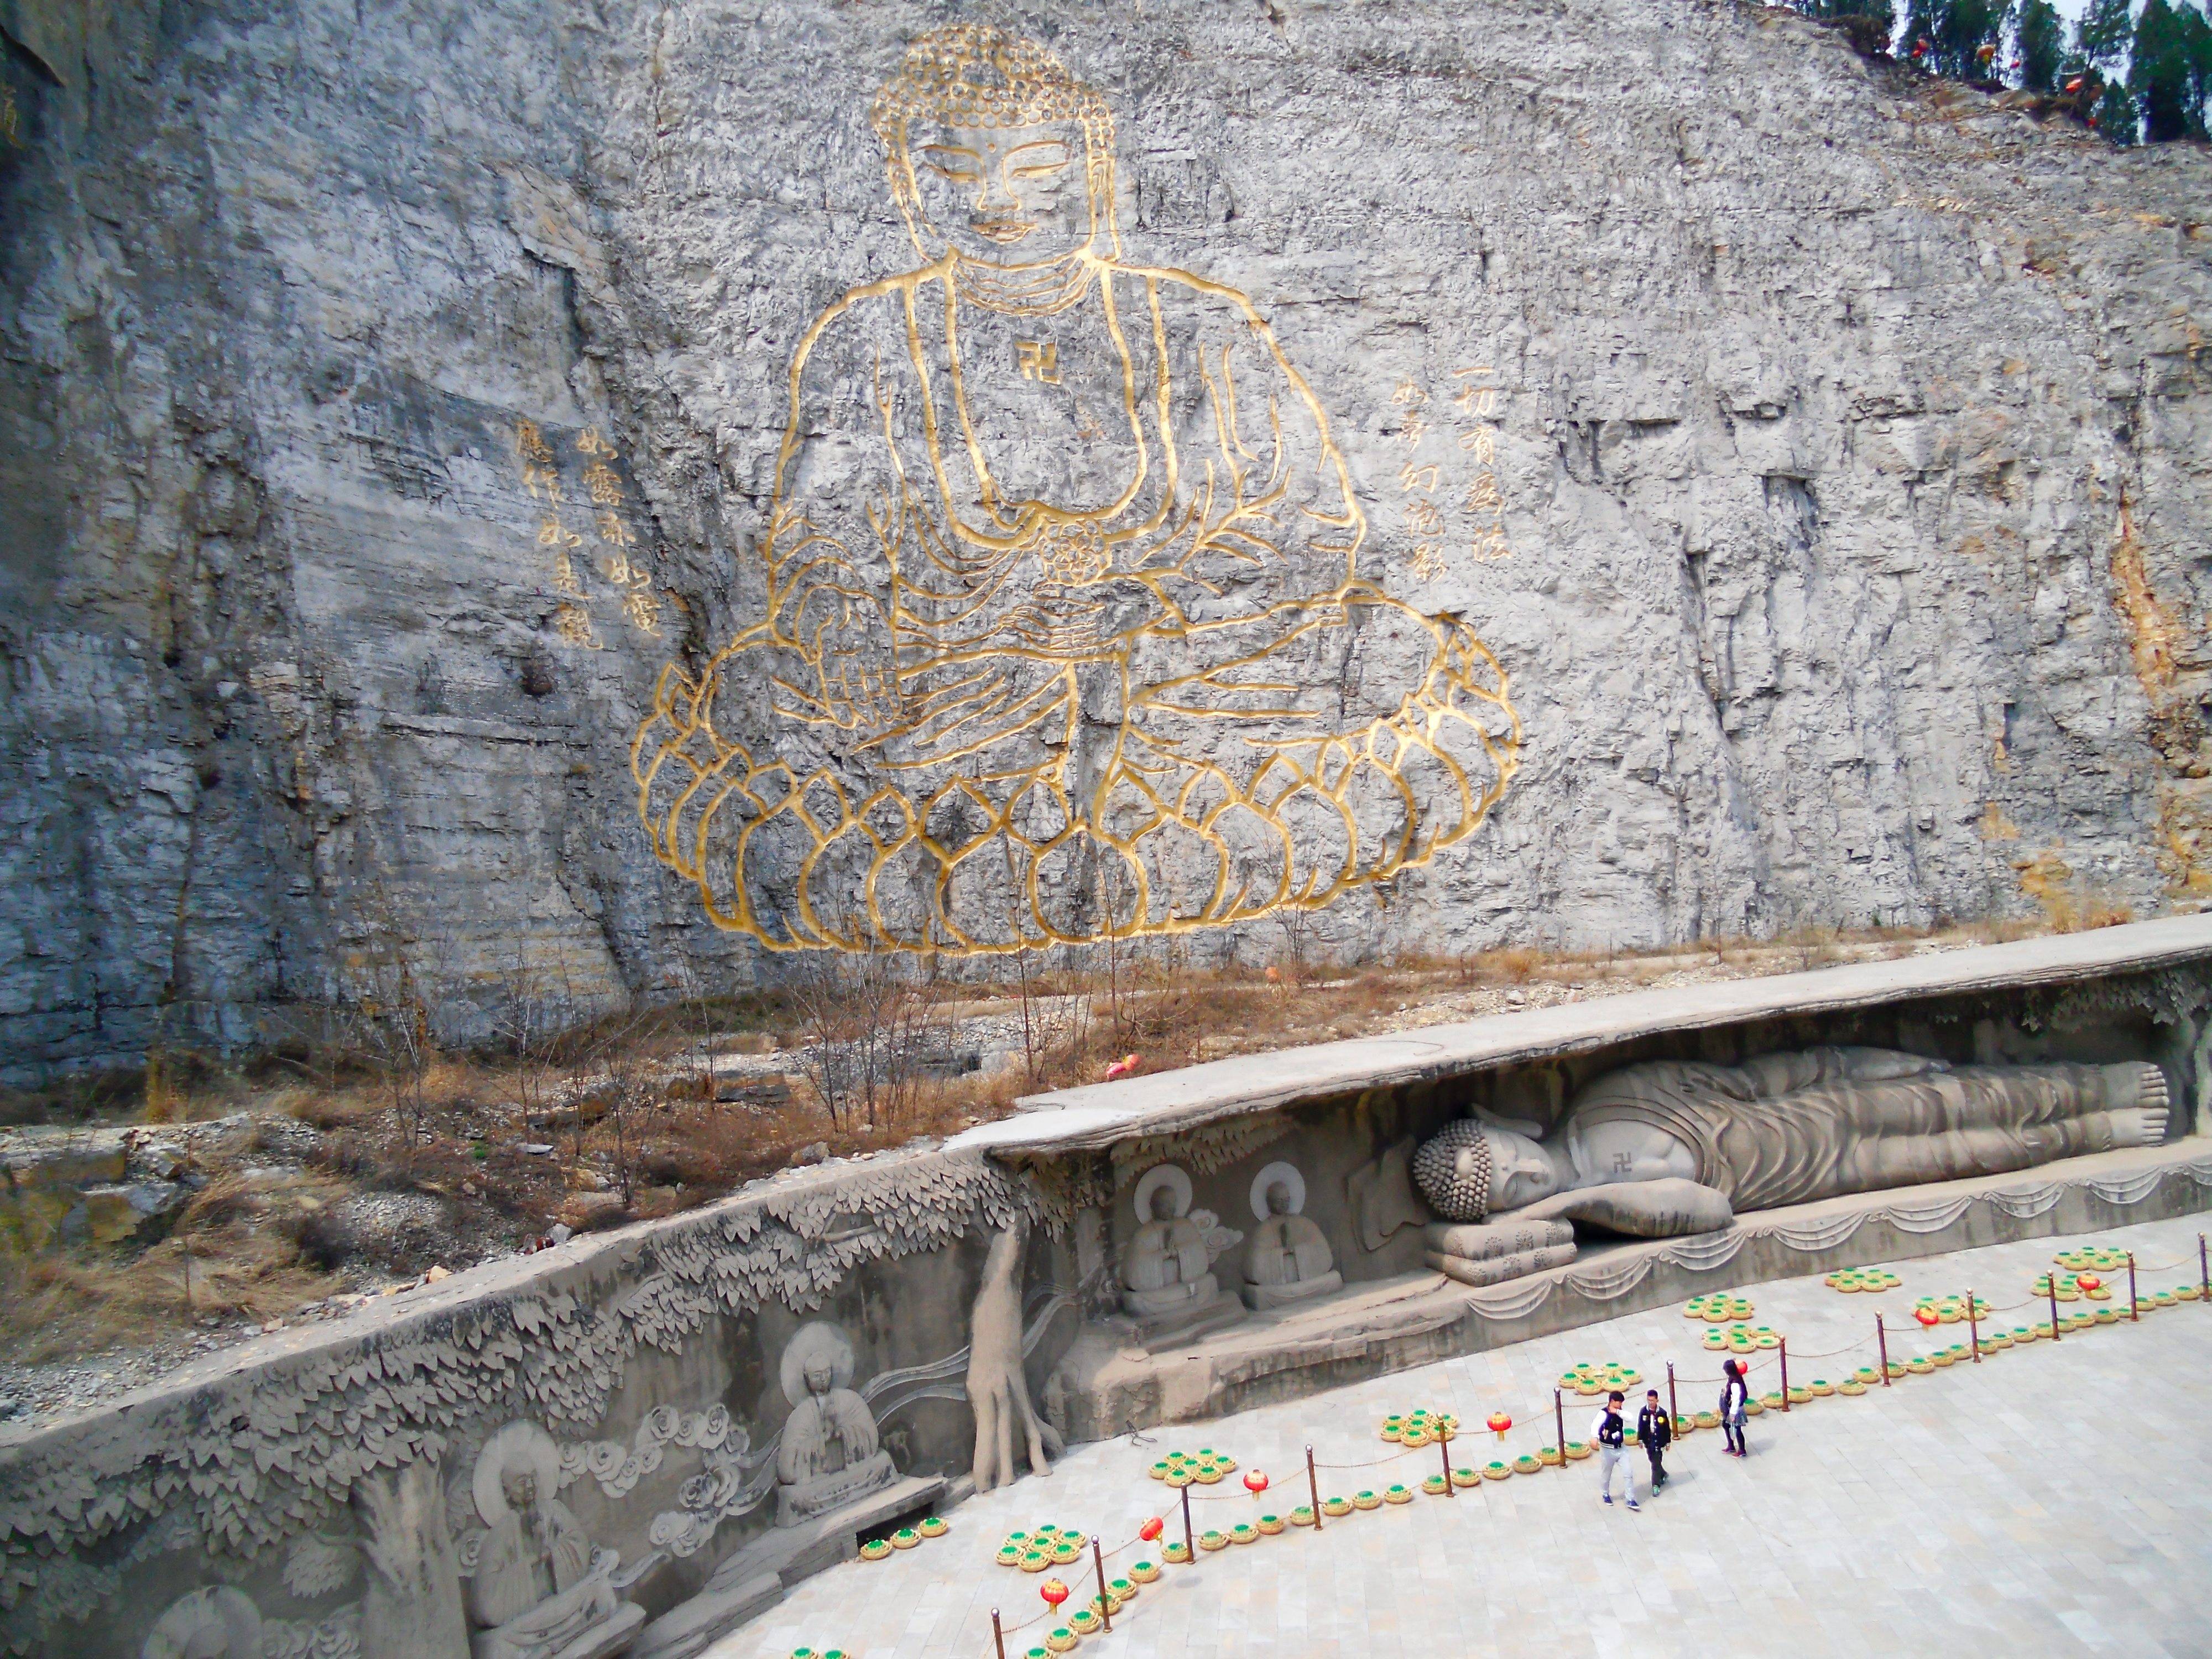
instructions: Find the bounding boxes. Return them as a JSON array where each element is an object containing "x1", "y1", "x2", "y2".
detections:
[
  {"x1": 2015, "y1": 0, "x2": 2066, "y2": 89},
  {"x1": 2073, "y1": 0, "x2": 2136, "y2": 70},
  {"x1": 1791, "y1": 0, "x2": 1897, "y2": 50},
  {"x1": 2131, "y1": 0, "x2": 2208, "y2": 138},
  {"x1": 2178, "y1": 1, "x2": 2212, "y2": 132},
  {"x1": 1802, "y1": 0, "x2": 1896, "y2": 24},
  {"x1": 1907, "y1": 0, "x2": 2014, "y2": 78},
  {"x1": 2094, "y1": 74, "x2": 2141, "y2": 139}
]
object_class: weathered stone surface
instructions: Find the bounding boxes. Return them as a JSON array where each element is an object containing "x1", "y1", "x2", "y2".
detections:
[
  {"x1": 2, "y1": 2, "x2": 2209, "y2": 1076},
  {"x1": 3, "y1": 933, "x2": 2210, "y2": 1656}
]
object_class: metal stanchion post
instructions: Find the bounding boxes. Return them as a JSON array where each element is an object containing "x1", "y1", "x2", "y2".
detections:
[
  {"x1": 2200, "y1": 1233, "x2": 2208, "y2": 1300},
  {"x1": 1180, "y1": 1481, "x2": 1193, "y2": 1562},
  {"x1": 1092, "y1": 1537, "x2": 1112, "y2": 1632},
  {"x1": 1876, "y1": 1312, "x2": 1891, "y2": 1385},
  {"x1": 1967, "y1": 1289, "x2": 1981, "y2": 1361},
  {"x1": 1554, "y1": 1388, "x2": 1567, "y2": 1463},
  {"x1": 992, "y1": 1609, "x2": 1007, "y2": 1659},
  {"x1": 2050, "y1": 1274, "x2": 2062, "y2": 1340},
  {"x1": 2129, "y1": 1252, "x2": 2140, "y2": 1322},
  {"x1": 1438, "y1": 1433, "x2": 1453, "y2": 1495},
  {"x1": 1667, "y1": 1361, "x2": 1678, "y2": 1430},
  {"x1": 1305, "y1": 1443, "x2": 1322, "y2": 1532},
  {"x1": 1779, "y1": 1338, "x2": 1790, "y2": 1411}
]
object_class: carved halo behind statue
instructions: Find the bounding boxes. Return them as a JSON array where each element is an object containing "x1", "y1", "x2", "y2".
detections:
[
  {"x1": 1240, "y1": 1161, "x2": 1343, "y2": 1311},
  {"x1": 141, "y1": 1588, "x2": 262, "y2": 1659},
  {"x1": 1119, "y1": 1162, "x2": 1245, "y2": 1345},
  {"x1": 773, "y1": 1320, "x2": 900, "y2": 1527},
  {"x1": 458, "y1": 1421, "x2": 647, "y2": 1659}
]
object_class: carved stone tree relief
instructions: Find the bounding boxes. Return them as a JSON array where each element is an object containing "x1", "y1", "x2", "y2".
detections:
[
  {"x1": 351, "y1": 1459, "x2": 468, "y2": 1659},
  {"x1": 965, "y1": 1219, "x2": 1053, "y2": 1493},
  {"x1": 635, "y1": 24, "x2": 1520, "y2": 954}
]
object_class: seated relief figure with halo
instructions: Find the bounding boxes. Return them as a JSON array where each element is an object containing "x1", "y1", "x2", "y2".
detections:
[
  {"x1": 458, "y1": 1422, "x2": 645, "y2": 1659},
  {"x1": 773, "y1": 1321, "x2": 900, "y2": 1527},
  {"x1": 1240, "y1": 1160, "x2": 1342, "y2": 1310},
  {"x1": 635, "y1": 24, "x2": 1519, "y2": 954},
  {"x1": 1413, "y1": 1048, "x2": 2172, "y2": 1284},
  {"x1": 1120, "y1": 1163, "x2": 1245, "y2": 1343}
]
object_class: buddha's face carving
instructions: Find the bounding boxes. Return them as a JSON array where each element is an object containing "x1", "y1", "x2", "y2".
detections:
[
  {"x1": 1147, "y1": 1185, "x2": 1180, "y2": 1224},
  {"x1": 1263, "y1": 1181, "x2": 1293, "y2": 1218},
  {"x1": 1464, "y1": 1125, "x2": 1561, "y2": 1211},
  {"x1": 805, "y1": 1357, "x2": 837, "y2": 1397},
  {"x1": 501, "y1": 1468, "x2": 538, "y2": 1512},
  {"x1": 905, "y1": 120, "x2": 1092, "y2": 264}
]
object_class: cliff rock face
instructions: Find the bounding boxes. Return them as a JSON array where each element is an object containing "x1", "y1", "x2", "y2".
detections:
[{"x1": 2, "y1": 0, "x2": 2208, "y2": 1078}]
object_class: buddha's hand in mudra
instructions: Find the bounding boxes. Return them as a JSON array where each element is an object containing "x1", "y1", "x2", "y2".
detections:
[{"x1": 779, "y1": 576, "x2": 900, "y2": 733}]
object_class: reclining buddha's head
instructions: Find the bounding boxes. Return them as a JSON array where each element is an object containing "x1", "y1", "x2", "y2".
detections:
[
  {"x1": 870, "y1": 25, "x2": 1119, "y2": 268},
  {"x1": 1412, "y1": 1118, "x2": 1563, "y2": 1221}
]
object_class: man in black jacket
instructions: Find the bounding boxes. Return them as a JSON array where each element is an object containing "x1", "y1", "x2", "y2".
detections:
[{"x1": 1636, "y1": 1389, "x2": 1672, "y2": 1495}]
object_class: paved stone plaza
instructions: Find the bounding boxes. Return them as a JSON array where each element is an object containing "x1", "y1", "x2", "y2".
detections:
[{"x1": 733, "y1": 1214, "x2": 2212, "y2": 1659}]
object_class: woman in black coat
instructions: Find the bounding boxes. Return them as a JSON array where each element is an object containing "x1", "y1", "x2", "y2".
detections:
[{"x1": 1718, "y1": 1359, "x2": 1750, "y2": 1458}]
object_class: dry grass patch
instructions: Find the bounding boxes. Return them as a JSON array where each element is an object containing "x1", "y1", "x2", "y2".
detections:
[{"x1": 0, "y1": 1170, "x2": 350, "y2": 1362}]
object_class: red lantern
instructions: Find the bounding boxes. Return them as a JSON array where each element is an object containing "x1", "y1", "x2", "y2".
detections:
[
  {"x1": 1914, "y1": 1307, "x2": 1940, "y2": 1327},
  {"x1": 1139, "y1": 1517, "x2": 1164, "y2": 1542},
  {"x1": 1040, "y1": 1579, "x2": 1070, "y2": 1609},
  {"x1": 1486, "y1": 1411, "x2": 1513, "y2": 1437},
  {"x1": 1243, "y1": 1470, "x2": 1268, "y2": 1495},
  {"x1": 2077, "y1": 1274, "x2": 2101, "y2": 1293}
]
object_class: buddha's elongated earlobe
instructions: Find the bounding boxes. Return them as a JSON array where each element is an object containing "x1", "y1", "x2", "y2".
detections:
[{"x1": 1085, "y1": 148, "x2": 1118, "y2": 258}]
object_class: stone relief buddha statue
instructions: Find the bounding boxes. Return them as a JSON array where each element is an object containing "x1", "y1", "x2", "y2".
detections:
[
  {"x1": 1120, "y1": 1163, "x2": 1244, "y2": 1343},
  {"x1": 1240, "y1": 1161, "x2": 1343, "y2": 1311},
  {"x1": 1414, "y1": 1047, "x2": 2172, "y2": 1284},
  {"x1": 140, "y1": 1588, "x2": 262, "y2": 1659},
  {"x1": 634, "y1": 23, "x2": 1517, "y2": 956},
  {"x1": 773, "y1": 1321, "x2": 899, "y2": 1527},
  {"x1": 458, "y1": 1421, "x2": 644, "y2": 1659}
]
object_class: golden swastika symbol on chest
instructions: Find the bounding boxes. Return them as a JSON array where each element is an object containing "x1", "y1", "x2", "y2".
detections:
[{"x1": 1016, "y1": 340, "x2": 1061, "y2": 383}]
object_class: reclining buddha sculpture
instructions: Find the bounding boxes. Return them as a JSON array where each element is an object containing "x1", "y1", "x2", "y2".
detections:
[
  {"x1": 634, "y1": 24, "x2": 1517, "y2": 954},
  {"x1": 1413, "y1": 1047, "x2": 2171, "y2": 1286}
]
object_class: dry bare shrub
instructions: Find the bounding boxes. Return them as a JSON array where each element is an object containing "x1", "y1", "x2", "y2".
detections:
[
  {"x1": 1486, "y1": 947, "x2": 1541, "y2": 983},
  {"x1": 786, "y1": 952, "x2": 950, "y2": 1132}
]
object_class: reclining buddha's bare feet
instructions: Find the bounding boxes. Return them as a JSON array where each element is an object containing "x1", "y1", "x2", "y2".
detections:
[{"x1": 2105, "y1": 1062, "x2": 2171, "y2": 1146}]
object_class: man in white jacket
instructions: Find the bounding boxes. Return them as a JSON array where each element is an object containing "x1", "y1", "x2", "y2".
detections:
[{"x1": 1593, "y1": 1391, "x2": 1638, "y2": 1511}]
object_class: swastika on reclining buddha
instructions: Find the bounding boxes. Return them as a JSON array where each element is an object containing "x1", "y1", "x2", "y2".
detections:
[{"x1": 633, "y1": 25, "x2": 1520, "y2": 952}]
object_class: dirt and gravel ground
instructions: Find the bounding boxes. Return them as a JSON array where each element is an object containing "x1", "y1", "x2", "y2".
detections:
[{"x1": 0, "y1": 925, "x2": 2039, "y2": 1428}]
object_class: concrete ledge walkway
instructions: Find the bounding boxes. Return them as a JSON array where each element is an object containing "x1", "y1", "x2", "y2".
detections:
[{"x1": 727, "y1": 1213, "x2": 2212, "y2": 1658}]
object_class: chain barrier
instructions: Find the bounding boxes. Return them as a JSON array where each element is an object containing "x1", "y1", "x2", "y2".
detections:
[{"x1": 973, "y1": 1248, "x2": 2209, "y2": 1657}]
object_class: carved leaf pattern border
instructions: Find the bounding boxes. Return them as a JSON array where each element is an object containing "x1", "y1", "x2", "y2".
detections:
[{"x1": 0, "y1": 1150, "x2": 1039, "y2": 1654}]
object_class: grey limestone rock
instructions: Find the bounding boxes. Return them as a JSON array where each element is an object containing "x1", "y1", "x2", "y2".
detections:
[{"x1": 1, "y1": 1, "x2": 2209, "y2": 1078}]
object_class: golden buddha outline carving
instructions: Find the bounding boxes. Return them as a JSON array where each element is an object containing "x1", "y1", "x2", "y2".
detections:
[{"x1": 634, "y1": 25, "x2": 1521, "y2": 953}]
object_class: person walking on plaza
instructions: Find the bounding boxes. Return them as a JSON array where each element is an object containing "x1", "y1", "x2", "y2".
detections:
[
  {"x1": 1637, "y1": 1387, "x2": 1672, "y2": 1494},
  {"x1": 1719, "y1": 1359, "x2": 1750, "y2": 1458},
  {"x1": 1593, "y1": 1390, "x2": 1638, "y2": 1510}
]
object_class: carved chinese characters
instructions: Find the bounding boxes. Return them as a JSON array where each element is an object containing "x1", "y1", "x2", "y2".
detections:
[
  {"x1": 513, "y1": 419, "x2": 660, "y2": 647},
  {"x1": 1391, "y1": 364, "x2": 1512, "y2": 584}
]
